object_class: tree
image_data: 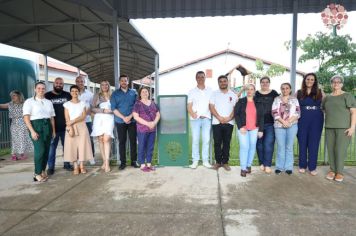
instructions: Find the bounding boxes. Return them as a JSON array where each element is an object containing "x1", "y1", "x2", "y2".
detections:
[
  {"x1": 286, "y1": 32, "x2": 356, "y2": 92},
  {"x1": 250, "y1": 59, "x2": 286, "y2": 81}
]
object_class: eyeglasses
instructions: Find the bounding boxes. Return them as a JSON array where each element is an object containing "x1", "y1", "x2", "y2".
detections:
[{"x1": 332, "y1": 81, "x2": 342, "y2": 84}]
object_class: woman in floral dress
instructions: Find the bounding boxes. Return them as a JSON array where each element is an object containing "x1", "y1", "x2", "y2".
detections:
[{"x1": 0, "y1": 90, "x2": 33, "y2": 160}]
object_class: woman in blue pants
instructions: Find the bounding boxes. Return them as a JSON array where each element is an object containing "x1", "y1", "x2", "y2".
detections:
[
  {"x1": 272, "y1": 83, "x2": 300, "y2": 175},
  {"x1": 296, "y1": 73, "x2": 324, "y2": 176}
]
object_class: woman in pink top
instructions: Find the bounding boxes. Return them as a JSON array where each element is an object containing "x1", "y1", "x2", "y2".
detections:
[{"x1": 234, "y1": 84, "x2": 265, "y2": 177}]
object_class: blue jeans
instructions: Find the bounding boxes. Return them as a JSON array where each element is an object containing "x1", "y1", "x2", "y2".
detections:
[
  {"x1": 275, "y1": 124, "x2": 298, "y2": 171},
  {"x1": 48, "y1": 131, "x2": 70, "y2": 170},
  {"x1": 256, "y1": 123, "x2": 275, "y2": 167},
  {"x1": 137, "y1": 131, "x2": 156, "y2": 165},
  {"x1": 238, "y1": 128, "x2": 258, "y2": 171},
  {"x1": 190, "y1": 118, "x2": 211, "y2": 163}
]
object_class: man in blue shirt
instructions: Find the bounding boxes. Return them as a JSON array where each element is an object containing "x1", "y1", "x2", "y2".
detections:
[{"x1": 111, "y1": 75, "x2": 139, "y2": 170}]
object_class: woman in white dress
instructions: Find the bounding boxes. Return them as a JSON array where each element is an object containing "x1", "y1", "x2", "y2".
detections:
[
  {"x1": 91, "y1": 81, "x2": 114, "y2": 172},
  {"x1": 63, "y1": 85, "x2": 93, "y2": 175}
]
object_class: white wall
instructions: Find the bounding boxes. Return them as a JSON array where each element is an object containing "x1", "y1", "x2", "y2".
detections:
[{"x1": 158, "y1": 53, "x2": 303, "y2": 95}]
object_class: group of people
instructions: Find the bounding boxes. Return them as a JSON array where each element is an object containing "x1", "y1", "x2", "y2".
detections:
[
  {"x1": 188, "y1": 71, "x2": 355, "y2": 182},
  {"x1": 1, "y1": 71, "x2": 355, "y2": 183},
  {"x1": 1, "y1": 74, "x2": 160, "y2": 182}
]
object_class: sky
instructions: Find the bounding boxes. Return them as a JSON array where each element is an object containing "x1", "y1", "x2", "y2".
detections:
[
  {"x1": 1, "y1": 11, "x2": 355, "y2": 75},
  {"x1": 131, "y1": 11, "x2": 356, "y2": 73}
]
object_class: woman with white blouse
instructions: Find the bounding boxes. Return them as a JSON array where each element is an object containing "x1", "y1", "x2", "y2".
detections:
[
  {"x1": 23, "y1": 82, "x2": 56, "y2": 182},
  {"x1": 63, "y1": 85, "x2": 93, "y2": 175}
]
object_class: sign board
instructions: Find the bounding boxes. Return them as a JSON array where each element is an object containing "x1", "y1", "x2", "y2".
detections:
[{"x1": 157, "y1": 95, "x2": 189, "y2": 166}]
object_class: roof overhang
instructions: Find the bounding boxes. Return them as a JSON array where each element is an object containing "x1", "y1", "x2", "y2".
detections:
[
  {"x1": 0, "y1": 0, "x2": 157, "y2": 84},
  {"x1": 1, "y1": 0, "x2": 355, "y2": 85},
  {"x1": 65, "y1": 0, "x2": 356, "y2": 19}
]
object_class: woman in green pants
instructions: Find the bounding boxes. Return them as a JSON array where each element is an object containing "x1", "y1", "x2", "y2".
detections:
[
  {"x1": 23, "y1": 82, "x2": 56, "y2": 182},
  {"x1": 323, "y1": 75, "x2": 356, "y2": 182}
]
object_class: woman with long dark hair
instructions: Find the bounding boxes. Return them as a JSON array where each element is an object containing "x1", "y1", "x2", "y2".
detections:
[{"x1": 296, "y1": 73, "x2": 324, "y2": 176}]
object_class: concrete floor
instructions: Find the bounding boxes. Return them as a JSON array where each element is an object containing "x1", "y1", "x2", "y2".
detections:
[{"x1": 0, "y1": 154, "x2": 356, "y2": 236}]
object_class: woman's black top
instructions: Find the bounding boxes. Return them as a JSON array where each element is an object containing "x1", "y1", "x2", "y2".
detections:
[{"x1": 255, "y1": 90, "x2": 279, "y2": 125}]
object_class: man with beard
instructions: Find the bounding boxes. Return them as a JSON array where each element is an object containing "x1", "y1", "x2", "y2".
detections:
[
  {"x1": 75, "y1": 75, "x2": 96, "y2": 165},
  {"x1": 111, "y1": 75, "x2": 139, "y2": 170},
  {"x1": 45, "y1": 77, "x2": 72, "y2": 175},
  {"x1": 209, "y1": 75, "x2": 237, "y2": 171}
]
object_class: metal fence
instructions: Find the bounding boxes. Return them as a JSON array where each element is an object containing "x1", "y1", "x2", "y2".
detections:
[
  {"x1": 1, "y1": 111, "x2": 355, "y2": 165},
  {"x1": 224, "y1": 127, "x2": 356, "y2": 165},
  {"x1": 0, "y1": 110, "x2": 11, "y2": 149}
]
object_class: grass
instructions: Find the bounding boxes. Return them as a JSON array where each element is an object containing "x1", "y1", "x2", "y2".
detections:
[
  {"x1": 151, "y1": 124, "x2": 356, "y2": 166},
  {"x1": 111, "y1": 123, "x2": 356, "y2": 166},
  {"x1": 0, "y1": 148, "x2": 11, "y2": 157}
]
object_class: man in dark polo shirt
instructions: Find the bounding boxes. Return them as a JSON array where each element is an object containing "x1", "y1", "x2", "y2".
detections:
[
  {"x1": 111, "y1": 75, "x2": 139, "y2": 170},
  {"x1": 45, "y1": 77, "x2": 72, "y2": 175}
]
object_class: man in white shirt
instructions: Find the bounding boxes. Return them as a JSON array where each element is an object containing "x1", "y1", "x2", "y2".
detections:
[
  {"x1": 76, "y1": 75, "x2": 95, "y2": 165},
  {"x1": 209, "y1": 75, "x2": 237, "y2": 171},
  {"x1": 187, "y1": 71, "x2": 213, "y2": 169}
]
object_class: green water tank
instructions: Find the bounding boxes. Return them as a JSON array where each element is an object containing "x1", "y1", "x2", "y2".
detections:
[{"x1": 0, "y1": 56, "x2": 37, "y2": 103}]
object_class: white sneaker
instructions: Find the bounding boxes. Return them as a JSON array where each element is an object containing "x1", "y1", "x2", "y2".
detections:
[
  {"x1": 203, "y1": 162, "x2": 212, "y2": 168},
  {"x1": 189, "y1": 161, "x2": 199, "y2": 169},
  {"x1": 89, "y1": 159, "x2": 96, "y2": 165}
]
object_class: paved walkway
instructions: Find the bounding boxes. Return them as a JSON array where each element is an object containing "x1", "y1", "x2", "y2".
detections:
[{"x1": 0, "y1": 155, "x2": 356, "y2": 236}]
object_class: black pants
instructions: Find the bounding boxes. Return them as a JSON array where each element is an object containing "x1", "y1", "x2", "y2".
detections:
[
  {"x1": 86, "y1": 122, "x2": 95, "y2": 157},
  {"x1": 116, "y1": 122, "x2": 137, "y2": 165},
  {"x1": 212, "y1": 124, "x2": 233, "y2": 164}
]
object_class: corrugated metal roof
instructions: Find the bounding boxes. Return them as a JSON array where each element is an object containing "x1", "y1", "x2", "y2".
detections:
[
  {"x1": 1, "y1": 0, "x2": 355, "y2": 85},
  {"x1": 0, "y1": 0, "x2": 157, "y2": 84},
  {"x1": 68, "y1": 0, "x2": 356, "y2": 19}
]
